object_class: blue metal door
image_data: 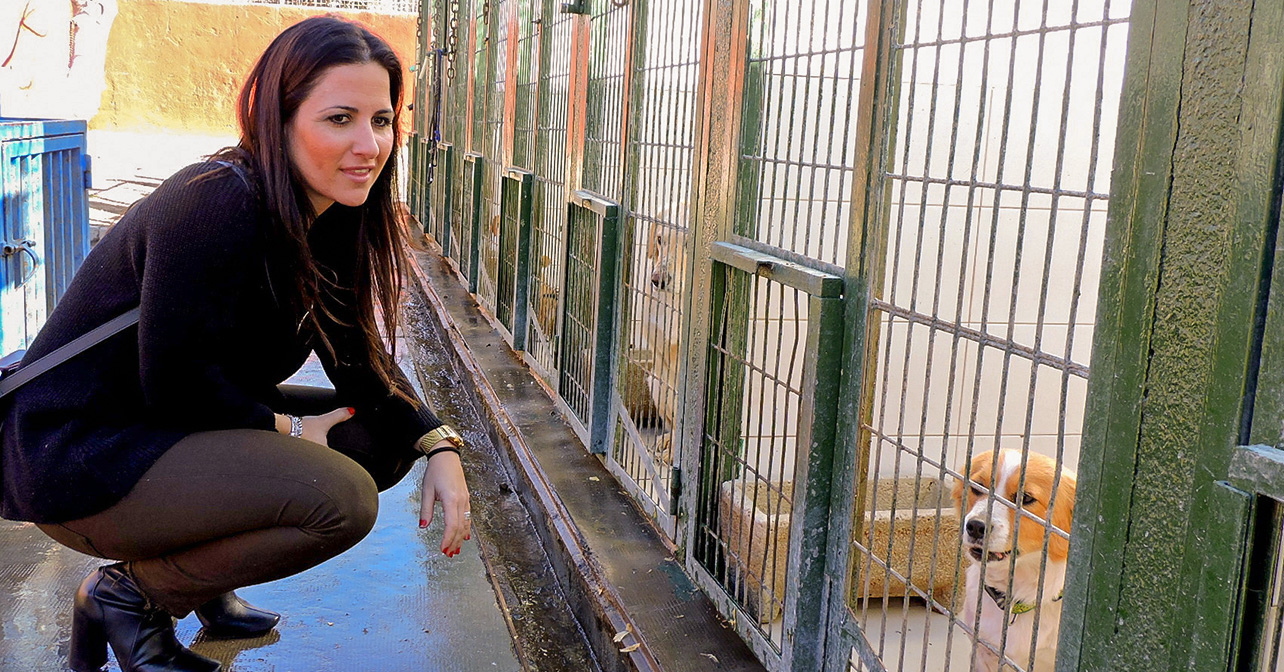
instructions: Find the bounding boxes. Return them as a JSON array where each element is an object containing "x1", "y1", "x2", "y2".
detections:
[{"x1": 0, "y1": 119, "x2": 91, "y2": 354}]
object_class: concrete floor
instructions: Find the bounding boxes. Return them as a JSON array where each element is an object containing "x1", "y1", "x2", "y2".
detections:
[{"x1": 0, "y1": 134, "x2": 526, "y2": 671}]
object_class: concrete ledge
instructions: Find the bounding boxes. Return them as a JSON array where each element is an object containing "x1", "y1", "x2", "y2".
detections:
[{"x1": 405, "y1": 249, "x2": 764, "y2": 672}]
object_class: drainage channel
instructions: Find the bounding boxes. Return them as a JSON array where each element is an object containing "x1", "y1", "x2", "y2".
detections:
[
  {"x1": 403, "y1": 249, "x2": 765, "y2": 672},
  {"x1": 402, "y1": 281, "x2": 604, "y2": 672}
]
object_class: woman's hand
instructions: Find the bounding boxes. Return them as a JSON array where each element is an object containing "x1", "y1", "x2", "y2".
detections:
[
  {"x1": 419, "y1": 444, "x2": 471, "y2": 557},
  {"x1": 275, "y1": 408, "x2": 355, "y2": 447}
]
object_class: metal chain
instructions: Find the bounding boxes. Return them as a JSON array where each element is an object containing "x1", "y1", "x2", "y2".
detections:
[
  {"x1": 444, "y1": 0, "x2": 460, "y2": 80},
  {"x1": 424, "y1": 0, "x2": 479, "y2": 189},
  {"x1": 424, "y1": 46, "x2": 445, "y2": 190}
]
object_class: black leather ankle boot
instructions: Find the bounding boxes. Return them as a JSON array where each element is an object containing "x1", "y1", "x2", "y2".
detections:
[
  {"x1": 194, "y1": 591, "x2": 280, "y2": 637},
  {"x1": 69, "y1": 564, "x2": 221, "y2": 672}
]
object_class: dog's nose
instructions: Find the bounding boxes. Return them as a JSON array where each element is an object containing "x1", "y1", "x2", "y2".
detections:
[
  {"x1": 965, "y1": 519, "x2": 987, "y2": 540},
  {"x1": 651, "y1": 269, "x2": 669, "y2": 290}
]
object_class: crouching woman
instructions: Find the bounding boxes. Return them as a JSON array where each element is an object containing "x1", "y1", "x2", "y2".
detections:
[{"x1": 0, "y1": 16, "x2": 470, "y2": 672}]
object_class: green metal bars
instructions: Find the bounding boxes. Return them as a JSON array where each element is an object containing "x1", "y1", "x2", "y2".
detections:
[
  {"x1": 689, "y1": 242, "x2": 844, "y2": 670},
  {"x1": 463, "y1": 152, "x2": 484, "y2": 293},
  {"x1": 606, "y1": 0, "x2": 703, "y2": 539},
  {"x1": 433, "y1": 142, "x2": 455, "y2": 258},
  {"x1": 559, "y1": 191, "x2": 623, "y2": 454},
  {"x1": 523, "y1": 1, "x2": 574, "y2": 384},
  {"x1": 507, "y1": 169, "x2": 535, "y2": 350}
]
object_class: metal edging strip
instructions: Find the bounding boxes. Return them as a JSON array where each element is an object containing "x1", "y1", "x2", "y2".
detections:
[{"x1": 709, "y1": 241, "x2": 843, "y2": 298}]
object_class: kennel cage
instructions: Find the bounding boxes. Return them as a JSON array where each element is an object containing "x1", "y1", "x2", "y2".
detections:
[{"x1": 409, "y1": 0, "x2": 1132, "y2": 668}]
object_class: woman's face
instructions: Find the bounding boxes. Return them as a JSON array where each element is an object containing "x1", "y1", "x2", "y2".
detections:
[{"x1": 288, "y1": 62, "x2": 394, "y2": 215}]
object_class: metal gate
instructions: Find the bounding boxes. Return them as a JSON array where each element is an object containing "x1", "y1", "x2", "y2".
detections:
[
  {"x1": 409, "y1": 0, "x2": 1134, "y2": 668},
  {"x1": 830, "y1": 1, "x2": 1131, "y2": 670}
]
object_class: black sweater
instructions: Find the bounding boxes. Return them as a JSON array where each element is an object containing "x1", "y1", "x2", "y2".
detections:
[{"x1": 0, "y1": 161, "x2": 439, "y2": 523}]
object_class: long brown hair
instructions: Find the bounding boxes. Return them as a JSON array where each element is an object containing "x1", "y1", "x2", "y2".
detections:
[{"x1": 226, "y1": 15, "x2": 414, "y2": 404}]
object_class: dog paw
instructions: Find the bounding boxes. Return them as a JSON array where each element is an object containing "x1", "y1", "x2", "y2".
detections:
[{"x1": 654, "y1": 433, "x2": 673, "y2": 467}]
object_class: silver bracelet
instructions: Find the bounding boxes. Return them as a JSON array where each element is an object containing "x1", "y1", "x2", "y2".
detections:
[{"x1": 287, "y1": 414, "x2": 303, "y2": 438}]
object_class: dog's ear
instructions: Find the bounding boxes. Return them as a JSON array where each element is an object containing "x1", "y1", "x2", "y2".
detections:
[
  {"x1": 1051, "y1": 473, "x2": 1076, "y2": 534},
  {"x1": 646, "y1": 225, "x2": 661, "y2": 262},
  {"x1": 952, "y1": 469, "x2": 967, "y2": 514}
]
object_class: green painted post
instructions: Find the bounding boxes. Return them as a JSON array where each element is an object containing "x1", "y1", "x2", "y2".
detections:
[
  {"x1": 734, "y1": 1, "x2": 766, "y2": 241},
  {"x1": 582, "y1": 189, "x2": 621, "y2": 455},
  {"x1": 1184, "y1": 479, "x2": 1256, "y2": 671},
  {"x1": 497, "y1": 176, "x2": 518, "y2": 332},
  {"x1": 512, "y1": 169, "x2": 535, "y2": 352},
  {"x1": 441, "y1": 143, "x2": 455, "y2": 260},
  {"x1": 407, "y1": 133, "x2": 421, "y2": 232},
  {"x1": 820, "y1": 0, "x2": 906, "y2": 665},
  {"x1": 559, "y1": 0, "x2": 588, "y2": 16},
  {"x1": 1060, "y1": 1, "x2": 1284, "y2": 670},
  {"x1": 466, "y1": 153, "x2": 484, "y2": 294},
  {"x1": 693, "y1": 257, "x2": 732, "y2": 571},
  {"x1": 782, "y1": 290, "x2": 845, "y2": 672}
]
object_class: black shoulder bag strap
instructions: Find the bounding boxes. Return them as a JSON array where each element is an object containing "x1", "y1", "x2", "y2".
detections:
[{"x1": 0, "y1": 307, "x2": 141, "y2": 400}]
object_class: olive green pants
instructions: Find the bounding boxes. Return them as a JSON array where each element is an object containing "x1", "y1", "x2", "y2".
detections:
[{"x1": 38, "y1": 385, "x2": 418, "y2": 616}]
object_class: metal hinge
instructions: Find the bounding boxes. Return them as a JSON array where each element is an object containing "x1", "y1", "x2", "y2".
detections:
[
  {"x1": 81, "y1": 153, "x2": 93, "y2": 190},
  {"x1": 669, "y1": 465, "x2": 681, "y2": 515}
]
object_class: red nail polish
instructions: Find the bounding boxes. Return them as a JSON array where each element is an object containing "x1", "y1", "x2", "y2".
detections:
[
  {"x1": 419, "y1": 519, "x2": 427, "y2": 528},
  {"x1": 348, "y1": 407, "x2": 356, "y2": 415}
]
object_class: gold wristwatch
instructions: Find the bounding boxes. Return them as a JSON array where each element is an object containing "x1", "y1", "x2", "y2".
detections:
[{"x1": 417, "y1": 424, "x2": 464, "y2": 455}]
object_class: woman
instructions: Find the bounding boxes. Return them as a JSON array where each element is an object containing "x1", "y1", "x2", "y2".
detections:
[{"x1": 0, "y1": 16, "x2": 470, "y2": 672}]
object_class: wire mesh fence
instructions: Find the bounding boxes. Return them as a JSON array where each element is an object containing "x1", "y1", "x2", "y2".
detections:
[
  {"x1": 512, "y1": 0, "x2": 540, "y2": 169},
  {"x1": 582, "y1": 0, "x2": 630, "y2": 201},
  {"x1": 524, "y1": 3, "x2": 574, "y2": 383},
  {"x1": 608, "y1": 0, "x2": 703, "y2": 533},
  {"x1": 559, "y1": 204, "x2": 601, "y2": 429},
  {"x1": 845, "y1": 0, "x2": 1129, "y2": 670},
  {"x1": 737, "y1": 0, "x2": 866, "y2": 267},
  {"x1": 408, "y1": 0, "x2": 1134, "y2": 668},
  {"x1": 695, "y1": 266, "x2": 807, "y2": 653},
  {"x1": 429, "y1": 143, "x2": 454, "y2": 256},
  {"x1": 495, "y1": 175, "x2": 521, "y2": 331}
]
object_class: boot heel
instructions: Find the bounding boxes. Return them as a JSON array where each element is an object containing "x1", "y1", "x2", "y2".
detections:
[{"x1": 68, "y1": 599, "x2": 108, "y2": 672}]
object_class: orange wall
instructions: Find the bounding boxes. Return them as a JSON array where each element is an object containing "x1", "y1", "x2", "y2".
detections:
[{"x1": 93, "y1": 0, "x2": 418, "y2": 134}]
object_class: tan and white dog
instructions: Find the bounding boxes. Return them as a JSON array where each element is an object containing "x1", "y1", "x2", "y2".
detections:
[
  {"x1": 954, "y1": 449, "x2": 1076, "y2": 672},
  {"x1": 639, "y1": 208, "x2": 688, "y2": 464}
]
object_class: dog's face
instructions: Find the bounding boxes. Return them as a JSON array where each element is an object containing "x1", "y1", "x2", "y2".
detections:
[
  {"x1": 646, "y1": 222, "x2": 687, "y2": 295},
  {"x1": 953, "y1": 449, "x2": 1076, "y2": 566}
]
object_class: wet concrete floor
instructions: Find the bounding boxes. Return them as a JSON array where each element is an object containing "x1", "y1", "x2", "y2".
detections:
[{"x1": 0, "y1": 345, "x2": 525, "y2": 671}]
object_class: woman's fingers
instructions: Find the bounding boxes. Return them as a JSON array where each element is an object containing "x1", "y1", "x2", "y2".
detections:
[
  {"x1": 418, "y1": 470, "x2": 436, "y2": 530},
  {"x1": 299, "y1": 407, "x2": 355, "y2": 446},
  {"x1": 318, "y1": 406, "x2": 356, "y2": 428},
  {"x1": 419, "y1": 452, "x2": 471, "y2": 557}
]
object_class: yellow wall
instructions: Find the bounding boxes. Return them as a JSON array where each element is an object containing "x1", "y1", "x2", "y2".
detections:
[{"x1": 93, "y1": 0, "x2": 417, "y2": 134}]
